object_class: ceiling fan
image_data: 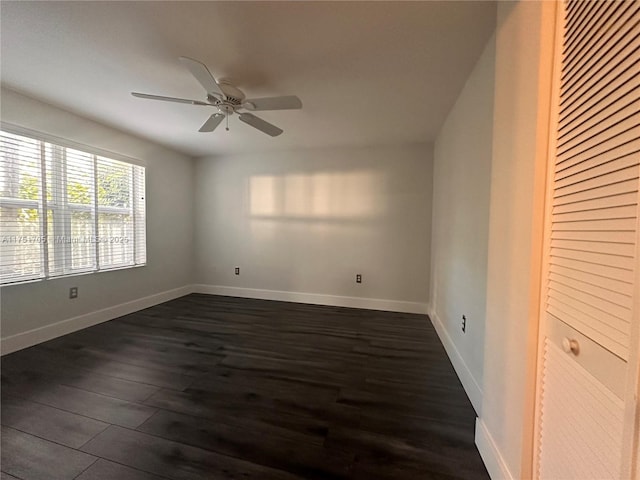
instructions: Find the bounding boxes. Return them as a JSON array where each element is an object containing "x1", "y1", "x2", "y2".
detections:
[{"x1": 131, "y1": 57, "x2": 302, "y2": 137}]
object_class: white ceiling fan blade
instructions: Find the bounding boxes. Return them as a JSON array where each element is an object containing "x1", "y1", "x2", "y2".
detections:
[
  {"x1": 178, "y1": 56, "x2": 225, "y2": 99},
  {"x1": 131, "y1": 92, "x2": 211, "y2": 106},
  {"x1": 198, "y1": 114, "x2": 224, "y2": 133},
  {"x1": 239, "y1": 113, "x2": 283, "y2": 137},
  {"x1": 243, "y1": 95, "x2": 302, "y2": 111}
]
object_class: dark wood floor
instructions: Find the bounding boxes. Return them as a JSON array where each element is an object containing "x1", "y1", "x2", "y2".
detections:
[{"x1": 1, "y1": 294, "x2": 489, "y2": 480}]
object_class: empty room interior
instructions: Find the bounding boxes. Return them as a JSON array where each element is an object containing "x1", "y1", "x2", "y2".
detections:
[{"x1": 1, "y1": 1, "x2": 639, "y2": 479}]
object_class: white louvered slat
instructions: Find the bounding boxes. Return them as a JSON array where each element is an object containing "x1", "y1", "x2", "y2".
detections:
[
  {"x1": 552, "y1": 228, "x2": 637, "y2": 244},
  {"x1": 550, "y1": 246, "x2": 633, "y2": 270},
  {"x1": 551, "y1": 216, "x2": 636, "y2": 232},
  {"x1": 556, "y1": 141, "x2": 639, "y2": 183},
  {"x1": 560, "y1": 71, "x2": 640, "y2": 137},
  {"x1": 554, "y1": 177, "x2": 638, "y2": 206},
  {"x1": 549, "y1": 268, "x2": 630, "y2": 320},
  {"x1": 561, "y1": 6, "x2": 640, "y2": 104},
  {"x1": 556, "y1": 137, "x2": 640, "y2": 177},
  {"x1": 565, "y1": 0, "x2": 586, "y2": 18},
  {"x1": 563, "y1": 0, "x2": 605, "y2": 45},
  {"x1": 559, "y1": 68, "x2": 639, "y2": 135},
  {"x1": 542, "y1": 392, "x2": 616, "y2": 467},
  {"x1": 565, "y1": 0, "x2": 591, "y2": 30},
  {"x1": 552, "y1": 204, "x2": 637, "y2": 222},
  {"x1": 538, "y1": 340, "x2": 625, "y2": 480},
  {"x1": 558, "y1": 111, "x2": 640, "y2": 163},
  {"x1": 549, "y1": 366, "x2": 623, "y2": 460},
  {"x1": 557, "y1": 126, "x2": 640, "y2": 166},
  {"x1": 555, "y1": 164, "x2": 638, "y2": 199},
  {"x1": 549, "y1": 263, "x2": 634, "y2": 297},
  {"x1": 550, "y1": 237, "x2": 636, "y2": 259},
  {"x1": 549, "y1": 270, "x2": 633, "y2": 310},
  {"x1": 552, "y1": 191, "x2": 637, "y2": 214},
  {"x1": 550, "y1": 254, "x2": 635, "y2": 285},
  {"x1": 563, "y1": 0, "x2": 608, "y2": 57},
  {"x1": 563, "y1": 1, "x2": 615, "y2": 60},
  {"x1": 563, "y1": 0, "x2": 614, "y2": 45},
  {"x1": 538, "y1": 2, "x2": 639, "y2": 478},
  {"x1": 551, "y1": 361, "x2": 623, "y2": 446},
  {"x1": 548, "y1": 279, "x2": 632, "y2": 324},
  {"x1": 560, "y1": 23, "x2": 640, "y2": 111},
  {"x1": 558, "y1": 86, "x2": 639, "y2": 149},
  {"x1": 547, "y1": 0, "x2": 639, "y2": 362},
  {"x1": 562, "y1": 2, "x2": 635, "y2": 88}
]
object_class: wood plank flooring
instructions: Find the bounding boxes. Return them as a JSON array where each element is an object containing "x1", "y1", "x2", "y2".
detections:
[{"x1": 1, "y1": 294, "x2": 489, "y2": 480}]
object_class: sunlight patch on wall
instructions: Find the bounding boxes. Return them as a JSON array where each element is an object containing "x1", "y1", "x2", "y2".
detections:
[
  {"x1": 249, "y1": 170, "x2": 384, "y2": 220},
  {"x1": 250, "y1": 175, "x2": 278, "y2": 216}
]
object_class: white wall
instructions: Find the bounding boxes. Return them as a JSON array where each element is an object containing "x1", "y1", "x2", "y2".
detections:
[
  {"x1": 0, "y1": 88, "x2": 195, "y2": 349},
  {"x1": 475, "y1": 2, "x2": 555, "y2": 479},
  {"x1": 429, "y1": 34, "x2": 495, "y2": 413},
  {"x1": 193, "y1": 144, "x2": 432, "y2": 312}
]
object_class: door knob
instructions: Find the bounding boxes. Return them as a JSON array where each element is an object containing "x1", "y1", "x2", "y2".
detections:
[{"x1": 562, "y1": 337, "x2": 580, "y2": 355}]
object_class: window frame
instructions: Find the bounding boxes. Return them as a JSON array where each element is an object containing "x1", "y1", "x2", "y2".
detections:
[{"x1": 0, "y1": 122, "x2": 147, "y2": 286}]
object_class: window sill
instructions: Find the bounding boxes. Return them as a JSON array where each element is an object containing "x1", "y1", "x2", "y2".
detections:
[{"x1": 0, "y1": 263, "x2": 146, "y2": 288}]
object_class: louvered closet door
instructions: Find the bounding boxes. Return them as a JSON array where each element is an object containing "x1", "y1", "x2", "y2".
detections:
[{"x1": 537, "y1": 1, "x2": 640, "y2": 479}]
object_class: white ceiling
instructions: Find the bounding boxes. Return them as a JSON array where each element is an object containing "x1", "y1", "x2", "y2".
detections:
[{"x1": 0, "y1": 1, "x2": 496, "y2": 158}]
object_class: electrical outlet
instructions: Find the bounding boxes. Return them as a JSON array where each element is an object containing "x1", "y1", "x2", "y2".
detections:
[
  {"x1": 235, "y1": 267, "x2": 240, "y2": 275},
  {"x1": 69, "y1": 287, "x2": 78, "y2": 299},
  {"x1": 356, "y1": 274, "x2": 362, "y2": 284},
  {"x1": 462, "y1": 315, "x2": 466, "y2": 333}
]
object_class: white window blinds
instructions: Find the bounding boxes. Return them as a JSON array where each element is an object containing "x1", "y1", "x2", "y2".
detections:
[{"x1": 0, "y1": 129, "x2": 146, "y2": 285}]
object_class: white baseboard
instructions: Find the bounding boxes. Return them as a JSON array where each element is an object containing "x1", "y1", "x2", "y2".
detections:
[
  {"x1": 428, "y1": 306, "x2": 483, "y2": 413},
  {"x1": 1, "y1": 285, "x2": 193, "y2": 355},
  {"x1": 192, "y1": 284, "x2": 428, "y2": 314},
  {"x1": 1, "y1": 284, "x2": 428, "y2": 355},
  {"x1": 475, "y1": 418, "x2": 514, "y2": 480}
]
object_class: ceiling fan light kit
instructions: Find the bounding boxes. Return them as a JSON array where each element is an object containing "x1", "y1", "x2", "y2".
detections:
[{"x1": 132, "y1": 56, "x2": 302, "y2": 137}]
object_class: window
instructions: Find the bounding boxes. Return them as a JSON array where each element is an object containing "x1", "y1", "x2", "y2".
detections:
[{"x1": 0, "y1": 128, "x2": 146, "y2": 285}]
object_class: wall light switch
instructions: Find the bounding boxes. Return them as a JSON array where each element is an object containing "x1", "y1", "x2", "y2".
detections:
[{"x1": 69, "y1": 287, "x2": 78, "y2": 299}]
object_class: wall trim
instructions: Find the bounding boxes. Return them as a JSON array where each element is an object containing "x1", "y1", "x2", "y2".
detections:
[
  {"x1": 192, "y1": 284, "x2": 428, "y2": 314},
  {"x1": 428, "y1": 306, "x2": 483, "y2": 413},
  {"x1": 476, "y1": 418, "x2": 515, "y2": 480},
  {"x1": 2, "y1": 284, "x2": 428, "y2": 355},
  {"x1": 0, "y1": 285, "x2": 193, "y2": 355}
]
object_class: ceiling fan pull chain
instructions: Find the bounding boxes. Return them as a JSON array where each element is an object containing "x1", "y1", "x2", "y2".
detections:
[{"x1": 226, "y1": 114, "x2": 229, "y2": 132}]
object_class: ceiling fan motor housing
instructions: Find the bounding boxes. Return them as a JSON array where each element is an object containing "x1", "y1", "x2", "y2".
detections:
[
  {"x1": 218, "y1": 80, "x2": 245, "y2": 106},
  {"x1": 212, "y1": 81, "x2": 245, "y2": 116}
]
